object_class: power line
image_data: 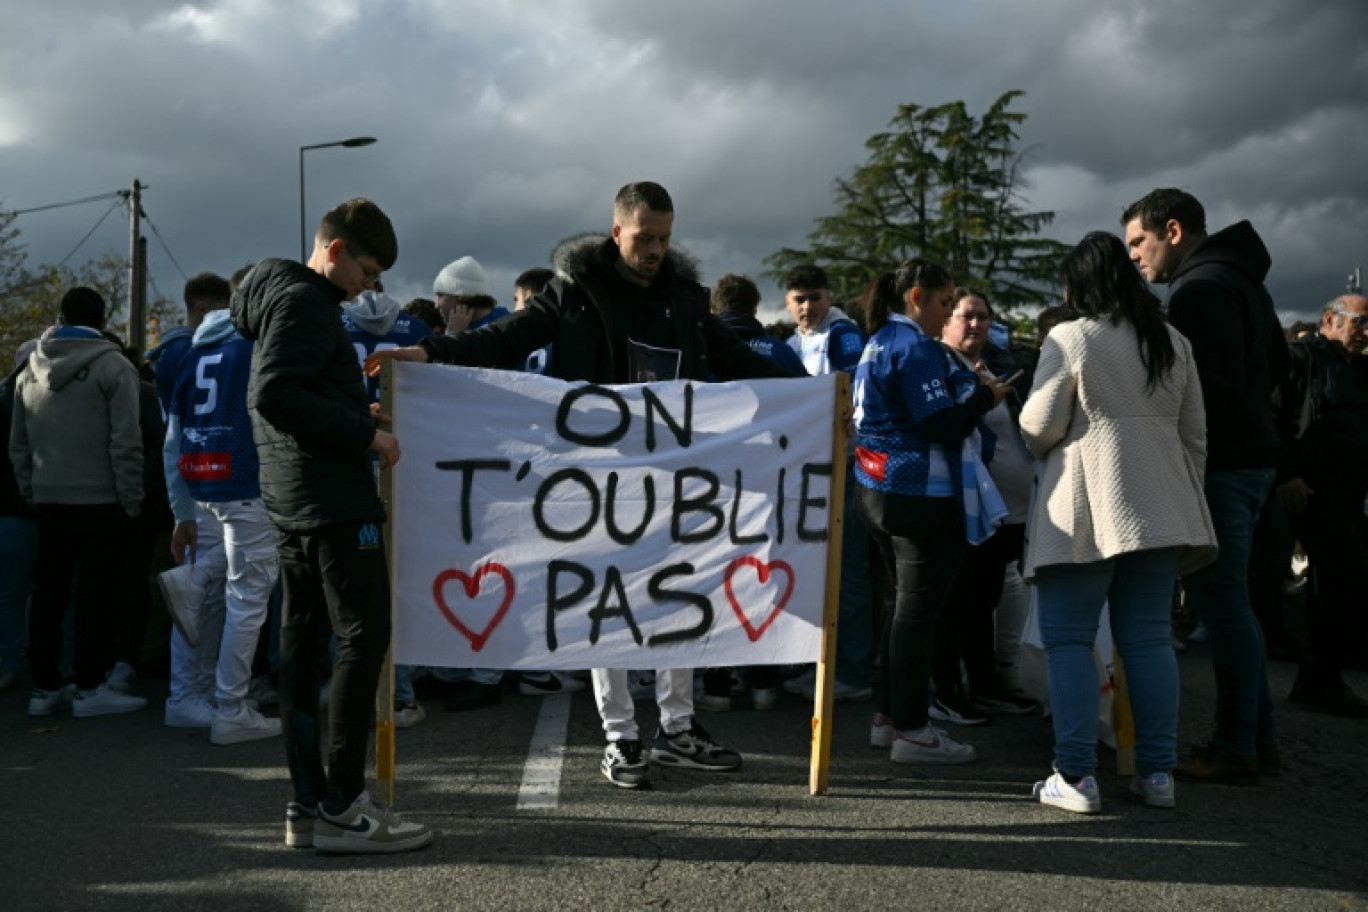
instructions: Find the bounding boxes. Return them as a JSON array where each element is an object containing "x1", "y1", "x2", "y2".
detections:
[
  {"x1": 140, "y1": 207, "x2": 188, "y2": 281},
  {"x1": 59, "y1": 196, "x2": 126, "y2": 267},
  {"x1": 10, "y1": 191, "x2": 125, "y2": 217}
]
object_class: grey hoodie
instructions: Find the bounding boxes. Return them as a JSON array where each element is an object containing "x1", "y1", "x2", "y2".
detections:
[
  {"x1": 8, "y1": 329, "x2": 143, "y2": 514},
  {"x1": 341, "y1": 290, "x2": 404, "y2": 337}
]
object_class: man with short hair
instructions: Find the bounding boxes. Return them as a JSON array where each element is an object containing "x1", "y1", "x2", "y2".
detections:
[
  {"x1": 368, "y1": 181, "x2": 797, "y2": 789},
  {"x1": 783, "y1": 265, "x2": 865, "y2": 376},
  {"x1": 1271, "y1": 294, "x2": 1368, "y2": 717},
  {"x1": 159, "y1": 273, "x2": 282, "y2": 744},
  {"x1": 779, "y1": 264, "x2": 874, "y2": 704},
  {"x1": 1122, "y1": 188, "x2": 1289, "y2": 784},
  {"x1": 514, "y1": 267, "x2": 555, "y2": 311},
  {"x1": 712, "y1": 273, "x2": 807, "y2": 377},
  {"x1": 10, "y1": 287, "x2": 147, "y2": 718},
  {"x1": 433, "y1": 256, "x2": 508, "y2": 335},
  {"x1": 232, "y1": 198, "x2": 431, "y2": 853}
]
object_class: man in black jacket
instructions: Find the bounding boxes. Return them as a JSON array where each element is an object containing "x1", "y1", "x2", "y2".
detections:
[
  {"x1": 1122, "y1": 189, "x2": 1290, "y2": 785},
  {"x1": 232, "y1": 198, "x2": 431, "y2": 853},
  {"x1": 1272, "y1": 294, "x2": 1368, "y2": 717},
  {"x1": 368, "y1": 182, "x2": 798, "y2": 789}
]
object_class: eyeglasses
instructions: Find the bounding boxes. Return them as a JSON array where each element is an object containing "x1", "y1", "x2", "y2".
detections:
[
  {"x1": 347, "y1": 245, "x2": 384, "y2": 284},
  {"x1": 1332, "y1": 308, "x2": 1368, "y2": 330}
]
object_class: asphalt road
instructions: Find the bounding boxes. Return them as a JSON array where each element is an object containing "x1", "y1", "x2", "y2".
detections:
[{"x1": 3, "y1": 649, "x2": 1365, "y2": 911}]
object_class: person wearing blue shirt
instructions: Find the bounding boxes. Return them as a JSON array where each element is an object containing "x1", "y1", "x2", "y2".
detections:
[
  {"x1": 853, "y1": 258, "x2": 1011, "y2": 766},
  {"x1": 160, "y1": 287, "x2": 283, "y2": 747},
  {"x1": 780, "y1": 265, "x2": 876, "y2": 705},
  {"x1": 341, "y1": 290, "x2": 433, "y2": 404}
]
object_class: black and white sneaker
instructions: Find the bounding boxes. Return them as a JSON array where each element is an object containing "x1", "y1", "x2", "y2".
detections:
[
  {"x1": 285, "y1": 801, "x2": 316, "y2": 849},
  {"x1": 928, "y1": 693, "x2": 990, "y2": 726},
  {"x1": 517, "y1": 672, "x2": 587, "y2": 697},
  {"x1": 313, "y1": 791, "x2": 432, "y2": 854},
  {"x1": 972, "y1": 691, "x2": 1040, "y2": 715},
  {"x1": 648, "y1": 722, "x2": 742, "y2": 770},
  {"x1": 601, "y1": 739, "x2": 651, "y2": 788}
]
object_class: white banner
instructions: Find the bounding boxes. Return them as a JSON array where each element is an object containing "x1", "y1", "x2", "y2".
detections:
[{"x1": 390, "y1": 364, "x2": 837, "y2": 670}]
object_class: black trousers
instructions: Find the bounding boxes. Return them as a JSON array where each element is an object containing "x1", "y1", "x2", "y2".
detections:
[
  {"x1": 858, "y1": 488, "x2": 965, "y2": 731},
  {"x1": 1293, "y1": 492, "x2": 1368, "y2": 689},
  {"x1": 30, "y1": 504, "x2": 132, "y2": 691},
  {"x1": 277, "y1": 520, "x2": 391, "y2": 809},
  {"x1": 933, "y1": 523, "x2": 1025, "y2": 698}
]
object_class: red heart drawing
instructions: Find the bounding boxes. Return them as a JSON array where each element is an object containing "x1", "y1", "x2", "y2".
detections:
[
  {"x1": 723, "y1": 557, "x2": 794, "y2": 643},
  {"x1": 432, "y1": 563, "x2": 516, "y2": 652}
]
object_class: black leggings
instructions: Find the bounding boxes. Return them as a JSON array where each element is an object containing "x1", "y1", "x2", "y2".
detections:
[{"x1": 858, "y1": 488, "x2": 965, "y2": 731}]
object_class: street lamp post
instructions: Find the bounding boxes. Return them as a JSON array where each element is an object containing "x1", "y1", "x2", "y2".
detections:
[{"x1": 298, "y1": 136, "x2": 377, "y2": 261}]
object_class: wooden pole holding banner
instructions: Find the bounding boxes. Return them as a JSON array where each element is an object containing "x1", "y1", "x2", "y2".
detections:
[
  {"x1": 810, "y1": 372, "x2": 851, "y2": 795},
  {"x1": 1112, "y1": 654, "x2": 1136, "y2": 776},
  {"x1": 375, "y1": 359, "x2": 398, "y2": 805}
]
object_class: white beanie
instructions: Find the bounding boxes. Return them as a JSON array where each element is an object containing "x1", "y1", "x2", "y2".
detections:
[{"x1": 433, "y1": 256, "x2": 489, "y2": 297}]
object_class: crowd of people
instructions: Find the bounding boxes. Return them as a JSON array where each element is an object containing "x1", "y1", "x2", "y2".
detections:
[{"x1": 2, "y1": 181, "x2": 1365, "y2": 855}]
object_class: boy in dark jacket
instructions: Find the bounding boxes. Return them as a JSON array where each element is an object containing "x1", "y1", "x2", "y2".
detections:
[{"x1": 232, "y1": 198, "x2": 430, "y2": 854}]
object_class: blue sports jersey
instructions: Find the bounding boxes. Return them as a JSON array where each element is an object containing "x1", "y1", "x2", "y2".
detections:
[
  {"x1": 788, "y1": 307, "x2": 865, "y2": 376},
  {"x1": 851, "y1": 313, "x2": 968, "y2": 497},
  {"x1": 150, "y1": 329, "x2": 193, "y2": 415},
  {"x1": 168, "y1": 323, "x2": 260, "y2": 503},
  {"x1": 341, "y1": 309, "x2": 433, "y2": 404}
]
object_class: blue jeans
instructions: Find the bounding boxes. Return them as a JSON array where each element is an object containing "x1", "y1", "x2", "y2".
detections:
[
  {"x1": 0, "y1": 516, "x2": 38, "y2": 676},
  {"x1": 1182, "y1": 468, "x2": 1277, "y2": 758},
  {"x1": 1036, "y1": 548, "x2": 1181, "y2": 779}
]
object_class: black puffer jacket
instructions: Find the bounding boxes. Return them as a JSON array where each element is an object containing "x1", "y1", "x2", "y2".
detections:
[
  {"x1": 1167, "y1": 220, "x2": 1289, "y2": 471},
  {"x1": 231, "y1": 258, "x2": 383, "y2": 532},
  {"x1": 421, "y1": 234, "x2": 798, "y2": 383}
]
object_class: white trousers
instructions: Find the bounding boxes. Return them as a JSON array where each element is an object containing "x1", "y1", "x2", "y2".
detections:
[
  {"x1": 592, "y1": 668, "x2": 693, "y2": 741},
  {"x1": 167, "y1": 499, "x2": 279, "y2": 710}
]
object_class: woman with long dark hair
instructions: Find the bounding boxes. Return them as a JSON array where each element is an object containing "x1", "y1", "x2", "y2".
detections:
[
  {"x1": 854, "y1": 258, "x2": 1012, "y2": 764},
  {"x1": 1021, "y1": 231, "x2": 1216, "y2": 813}
]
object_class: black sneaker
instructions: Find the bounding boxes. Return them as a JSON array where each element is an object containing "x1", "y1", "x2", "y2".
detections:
[
  {"x1": 648, "y1": 722, "x2": 742, "y2": 770},
  {"x1": 517, "y1": 672, "x2": 587, "y2": 697},
  {"x1": 1289, "y1": 682, "x2": 1368, "y2": 718},
  {"x1": 442, "y1": 681, "x2": 502, "y2": 712},
  {"x1": 972, "y1": 690, "x2": 1040, "y2": 716},
  {"x1": 601, "y1": 739, "x2": 651, "y2": 789},
  {"x1": 929, "y1": 693, "x2": 991, "y2": 726}
]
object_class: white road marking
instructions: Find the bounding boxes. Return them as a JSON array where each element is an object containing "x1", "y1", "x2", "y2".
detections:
[{"x1": 516, "y1": 692, "x2": 573, "y2": 810}]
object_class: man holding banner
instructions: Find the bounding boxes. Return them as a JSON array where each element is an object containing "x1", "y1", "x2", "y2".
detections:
[{"x1": 367, "y1": 181, "x2": 800, "y2": 789}]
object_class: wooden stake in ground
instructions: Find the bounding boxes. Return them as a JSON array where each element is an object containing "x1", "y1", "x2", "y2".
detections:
[{"x1": 810, "y1": 372, "x2": 850, "y2": 796}]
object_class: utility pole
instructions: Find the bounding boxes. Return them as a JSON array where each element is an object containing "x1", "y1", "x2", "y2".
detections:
[{"x1": 127, "y1": 178, "x2": 147, "y2": 353}]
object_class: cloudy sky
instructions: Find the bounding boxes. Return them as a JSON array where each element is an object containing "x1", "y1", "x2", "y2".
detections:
[{"x1": 2, "y1": 0, "x2": 1364, "y2": 331}]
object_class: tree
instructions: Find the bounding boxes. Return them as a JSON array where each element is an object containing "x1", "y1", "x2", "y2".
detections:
[
  {"x1": 0, "y1": 208, "x2": 173, "y2": 361},
  {"x1": 765, "y1": 91, "x2": 1070, "y2": 314}
]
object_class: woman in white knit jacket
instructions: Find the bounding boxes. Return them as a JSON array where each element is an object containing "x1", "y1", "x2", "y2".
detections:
[{"x1": 1020, "y1": 231, "x2": 1216, "y2": 814}]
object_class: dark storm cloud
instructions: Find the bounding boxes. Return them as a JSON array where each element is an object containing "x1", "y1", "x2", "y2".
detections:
[{"x1": 1, "y1": 0, "x2": 1363, "y2": 325}]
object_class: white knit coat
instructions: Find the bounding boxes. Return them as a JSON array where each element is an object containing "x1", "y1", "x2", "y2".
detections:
[{"x1": 1019, "y1": 317, "x2": 1217, "y2": 581}]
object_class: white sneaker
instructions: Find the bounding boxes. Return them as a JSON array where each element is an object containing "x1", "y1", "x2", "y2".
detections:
[
  {"x1": 870, "y1": 713, "x2": 896, "y2": 748},
  {"x1": 211, "y1": 704, "x2": 282, "y2": 745},
  {"x1": 28, "y1": 685, "x2": 74, "y2": 717},
  {"x1": 314, "y1": 791, "x2": 433, "y2": 854},
  {"x1": 72, "y1": 684, "x2": 147, "y2": 717},
  {"x1": 890, "y1": 725, "x2": 976, "y2": 764},
  {"x1": 106, "y1": 661, "x2": 137, "y2": 694},
  {"x1": 158, "y1": 563, "x2": 207, "y2": 649},
  {"x1": 1129, "y1": 771, "x2": 1176, "y2": 809},
  {"x1": 165, "y1": 695, "x2": 215, "y2": 728},
  {"x1": 1034, "y1": 771, "x2": 1102, "y2": 814},
  {"x1": 751, "y1": 687, "x2": 779, "y2": 711},
  {"x1": 394, "y1": 701, "x2": 426, "y2": 729}
]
